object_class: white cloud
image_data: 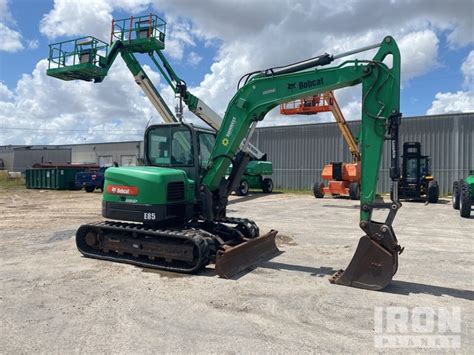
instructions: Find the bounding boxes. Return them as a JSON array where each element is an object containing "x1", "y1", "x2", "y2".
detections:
[
  {"x1": 156, "y1": 0, "x2": 470, "y2": 126},
  {"x1": 39, "y1": 0, "x2": 151, "y2": 40},
  {"x1": 0, "y1": 22, "x2": 23, "y2": 52},
  {"x1": 0, "y1": 82, "x2": 14, "y2": 101},
  {"x1": 0, "y1": 0, "x2": 23, "y2": 52},
  {"x1": 427, "y1": 51, "x2": 474, "y2": 114},
  {"x1": 39, "y1": 0, "x2": 114, "y2": 40},
  {"x1": 426, "y1": 91, "x2": 474, "y2": 115},
  {"x1": 398, "y1": 30, "x2": 440, "y2": 83},
  {"x1": 461, "y1": 50, "x2": 474, "y2": 91},
  {"x1": 187, "y1": 51, "x2": 202, "y2": 66},
  {"x1": 0, "y1": 0, "x2": 41, "y2": 52},
  {"x1": 3, "y1": 0, "x2": 474, "y2": 144},
  {"x1": 27, "y1": 39, "x2": 39, "y2": 50},
  {"x1": 0, "y1": 0, "x2": 13, "y2": 23},
  {"x1": 0, "y1": 59, "x2": 166, "y2": 145}
]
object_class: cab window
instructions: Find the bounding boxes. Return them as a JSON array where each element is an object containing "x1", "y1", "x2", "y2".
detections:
[
  {"x1": 147, "y1": 126, "x2": 193, "y2": 167},
  {"x1": 198, "y1": 132, "x2": 216, "y2": 168}
]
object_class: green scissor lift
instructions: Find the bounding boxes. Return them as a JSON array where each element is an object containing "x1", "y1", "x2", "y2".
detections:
[
  {"x1": 47, "y1": 14, "x2": 273, "y2": 195},
  {"x1": 47, "y1": 14, "x2": 167, "y2": 82}
]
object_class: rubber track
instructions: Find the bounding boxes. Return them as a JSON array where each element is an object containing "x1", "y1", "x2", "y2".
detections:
[{"x1": 76, "y1": 221, "x2": 211, "y2": 273}]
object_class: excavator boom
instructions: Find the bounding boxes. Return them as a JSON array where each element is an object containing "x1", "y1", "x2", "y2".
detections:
[
  {"x1": 46, "y1": 13, "x2": 403, "y2": 290},
  {"x1": 201, "y1": 36, "x2": 402, "y2": 290}
]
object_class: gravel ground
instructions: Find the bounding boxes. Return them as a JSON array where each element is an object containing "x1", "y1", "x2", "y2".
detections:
[{"x1": 0, "y1": 188, "x2": 472, "y2": 353}]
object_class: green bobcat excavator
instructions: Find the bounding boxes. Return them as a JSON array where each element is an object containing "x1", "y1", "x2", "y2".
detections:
[{"x1": 47, "y1": 14, "x2": 403, "y2": 290}]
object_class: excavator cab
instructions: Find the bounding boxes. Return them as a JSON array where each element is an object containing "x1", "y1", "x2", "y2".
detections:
[
  {"x1": 79, "y1": 121, "x2": 279, "y2": 277},
  {"x1": 102, "y1": 123, "x2": 215, "y2": 224}
]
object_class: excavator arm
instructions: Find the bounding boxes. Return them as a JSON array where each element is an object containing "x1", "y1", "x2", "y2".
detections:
[{"x1": 202, "y1": 36, "x2": 402, "y2": 290}]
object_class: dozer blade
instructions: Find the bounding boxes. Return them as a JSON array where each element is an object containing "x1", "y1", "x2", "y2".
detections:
[
  {"x1": 215, "y1": 230, "x2": 280, "y2": 278},
  {"x1": 329, "y1": 235, "x2": 398, "y2": 291}
]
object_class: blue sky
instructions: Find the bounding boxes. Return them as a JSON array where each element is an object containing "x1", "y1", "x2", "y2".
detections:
[{"x1": 0, "y1": 0, "x2": 472, "y2": 145}]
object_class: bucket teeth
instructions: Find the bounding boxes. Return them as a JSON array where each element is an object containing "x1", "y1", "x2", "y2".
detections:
[
  {"x1": 215, "y1": 230, "x2": 280, "y2": 278},
  {"x1": 329, "y1": 235, "x2": 398, "y2": 291}
]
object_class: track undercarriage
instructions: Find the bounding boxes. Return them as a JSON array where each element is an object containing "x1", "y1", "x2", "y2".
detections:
[{"x1": 76, "y1": 217, "x2": 279, "y2": 278}]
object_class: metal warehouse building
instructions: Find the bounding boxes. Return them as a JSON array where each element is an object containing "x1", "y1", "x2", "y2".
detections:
[
  {"x1": 252, "y1": 112, "x2": 473, "y2": 194},
  {"x1": 0, "y1": 146, "x2": 72, "y2": 172},
  {"x1": 1, "y1": 113, "x2": 472, "y2": 194}
]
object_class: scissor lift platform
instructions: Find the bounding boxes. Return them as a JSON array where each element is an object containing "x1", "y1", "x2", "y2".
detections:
[
  {"x1": 46, "y1": 14, "x2": 167, "y2": 82},
  {"x1": 111, "y1": 14, "x2": 166, "y2": 53},
  {"x1": 47, "y1": 36, "x2": 110, "y2": 82}
]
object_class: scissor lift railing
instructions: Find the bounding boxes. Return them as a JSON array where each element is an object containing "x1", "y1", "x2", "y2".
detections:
[
  {"x1": 47, "y1": 36, "x2": 109, "y2": 82},
  {"x1": 111, "y1": 14, "x2": 166, "y2": 53},
  {"x1": 46, "y1": 15, "x2": 167, "y2": 83},
  {"x1": 280, "y1": 92, "x2": 334, "y2": 115}
]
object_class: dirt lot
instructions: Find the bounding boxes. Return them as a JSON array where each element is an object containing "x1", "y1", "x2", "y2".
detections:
[{"x1": 1, "y1": 187, "x2": 472, "y2": 353}]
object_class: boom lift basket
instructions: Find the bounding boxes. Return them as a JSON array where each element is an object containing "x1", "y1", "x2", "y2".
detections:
[
  {"x1": 111, "y1": 14, "x2": 166, "y2": 53},
  {"x1": 47, "y1": 36, "x2": 109, "y2": 82},
  {"x1": 280, "y1": 93, "x2": 334, "y2": 115}
]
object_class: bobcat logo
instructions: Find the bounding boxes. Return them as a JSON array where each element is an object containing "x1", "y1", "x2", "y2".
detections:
[{"x1": 287, "y1": 82, "x2": 296, "y2": 91}]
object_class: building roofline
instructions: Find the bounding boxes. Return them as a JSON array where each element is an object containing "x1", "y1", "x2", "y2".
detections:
[
  {"x1": 256, "y1": 112, "x2": 474, "y2": 130},
  {"x1": 1, "y1": 112, "x2": 471, "y2": 149}
]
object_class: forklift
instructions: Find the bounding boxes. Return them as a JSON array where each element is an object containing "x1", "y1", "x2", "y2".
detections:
[{"x1": 398, "y1": 142, "x2": 439, "y2": 203}]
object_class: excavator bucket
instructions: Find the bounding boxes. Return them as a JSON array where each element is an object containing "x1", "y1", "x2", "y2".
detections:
[
  {"x1": 329, "y1": 235, "x2": 398, "y2": 291},
  {"x1": 215, "y1": 230, "x2": 279, "y2": 278}
]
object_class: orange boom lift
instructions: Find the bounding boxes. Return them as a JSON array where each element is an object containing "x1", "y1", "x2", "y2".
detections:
[{"x1": 280, "y1": 91, "x2": 361, "y2": 200}]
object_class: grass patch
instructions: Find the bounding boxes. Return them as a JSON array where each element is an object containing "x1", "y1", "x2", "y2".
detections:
[
  {"x1": 273, "y1": 188, "x2": 313, "y2": 195},
  {"x1": 0, "y1": 173, "x2": 25, "y2": 190}
]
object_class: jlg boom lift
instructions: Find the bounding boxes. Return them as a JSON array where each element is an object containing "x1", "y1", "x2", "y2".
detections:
[
  {"x1": 47, "y1": 14, "x2": 404, "y2": 290},
  {"x1": 280, "y1": 91, "x2": 361, "y2": 199}
]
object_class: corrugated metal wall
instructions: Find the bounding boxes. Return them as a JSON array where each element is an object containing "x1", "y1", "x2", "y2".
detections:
[
  {"x1": 0, "y1": 150, "x2": 14, "y2": 170},
  {"x1": 5, "y1": 148, "x2": 72, "y2": 172},
  {"x1": 0, "y1": 113, "x2": 471, "y2": 193},
  {"x1": 61, "y1": 141, "x2": 142, "y2": 165},
  {"x1": 253, "y1": 113, "x2": 473, "y2": 194}
]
